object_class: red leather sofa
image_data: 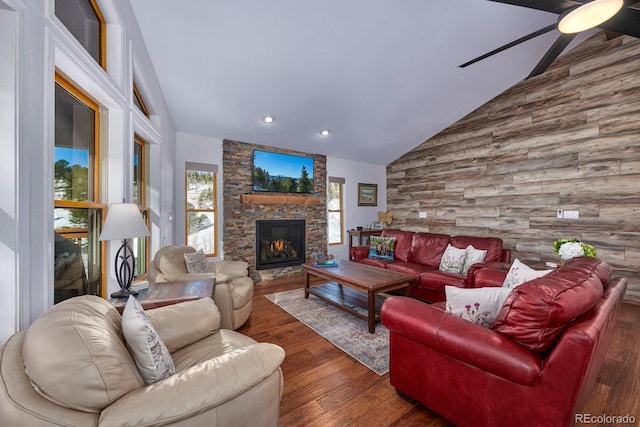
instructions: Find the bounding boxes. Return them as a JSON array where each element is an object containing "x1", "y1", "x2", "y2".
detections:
[
  {"x1": 350, "y1": 229, "x2": 511, "y2": 302},
  {"x1": 380, "y1": 257, "x2": 627, "y2": 427}
]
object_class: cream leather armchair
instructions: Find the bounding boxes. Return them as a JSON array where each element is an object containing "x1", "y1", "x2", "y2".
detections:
[
  {"x1": 0, "y1": 295, "x2": 284, "y2": 426},
  {"x1": 148, "y1": 245, "x2": 254, "y2": 330}
]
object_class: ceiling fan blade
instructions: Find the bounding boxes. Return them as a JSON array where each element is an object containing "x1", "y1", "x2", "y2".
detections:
[
  {"x1": 527, "y1": 33, "x2": 576, "y2": 78},
  {"x1": 488, "y1": 0, "x2": 582, "y2": 14},
  {"x1": 597, "y1": 3, "x2": 640, "y2": 38},
  {"x1": 459, "y1": 24, "x2": 556, "y2": 68}
]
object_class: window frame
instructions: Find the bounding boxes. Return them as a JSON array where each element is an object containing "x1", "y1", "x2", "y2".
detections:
[
  {"x1": 133, "y1": 82, "x2": 150, "y2": 118},
  {"x1": 185, "y1": 163, "x2": 218, "y2": 257},
  {"x1": 328, "y1": 177, "x2": 345, "y2": 246},
  {"x1": 55, "y1": 0, "x2": 107, "y2": 69},
  {"x1": 54, "y1": 73, "x2": 107, "y2": 299},
  {"x1": 133, "y1": 135, "x2": 150, "y2": 280}
]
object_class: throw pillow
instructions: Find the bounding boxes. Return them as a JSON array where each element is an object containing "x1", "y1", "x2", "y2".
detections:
[
  {"x1": 439, "y1": 244, "x2": 467, "y2": 274},
  {"x1": 445, "y1": 286, "x2": 512, "y2": 328},
  {"x1": 121, "y1": 296, "x2": 176, "y2": 385},
  {"x1": 184, "y1": 249, "x2": 210, "y2": 273},
  {"x1": 502, "y1": 258, "x2": 552, "y2": 290},
  {"x1": 461, "y1": 245, "x2": 487, "y2": 274},
  {"x1": 368, "y1": 236, "x2": 396, "y2": 261}
]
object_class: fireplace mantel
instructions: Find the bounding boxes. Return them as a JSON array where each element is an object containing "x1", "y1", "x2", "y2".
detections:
[{"x1": 240, "y1": 194, "x2": 321, "y2": 206}]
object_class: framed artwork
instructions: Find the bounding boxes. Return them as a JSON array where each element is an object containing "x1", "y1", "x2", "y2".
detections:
[{"x1": 358, "y1": 183, "x2": 378, "y2": 206}]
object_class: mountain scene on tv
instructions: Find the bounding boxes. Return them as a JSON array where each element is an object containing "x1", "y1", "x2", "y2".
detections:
[{"x1": 253, "y1": 150, "x2": 314, "y2": 193}]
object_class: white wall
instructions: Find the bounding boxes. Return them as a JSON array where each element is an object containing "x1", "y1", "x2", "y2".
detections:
[
  {"x1": 0, "y1": 0, "x2": 176, "y2": 344},
  {"x1": 326, "y1": 156, "x2": 387, "y2": 260},
  {"x1": 175, "y1": 133, "x2": 224, "y2": 259}
]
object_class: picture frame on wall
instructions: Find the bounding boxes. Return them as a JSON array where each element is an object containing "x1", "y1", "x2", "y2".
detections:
[{"x1": 358, "y1": 183, "x2": 377, "y2": 206}]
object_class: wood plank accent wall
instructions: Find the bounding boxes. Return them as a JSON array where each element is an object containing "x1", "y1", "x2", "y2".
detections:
[{"x1": 387, "y1": 33, "x2": 640, "y2": 303}]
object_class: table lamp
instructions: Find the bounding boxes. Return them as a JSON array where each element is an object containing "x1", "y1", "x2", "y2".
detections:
[{"x1": 99, "y1": 203, "x2": 150, "y2": 298}]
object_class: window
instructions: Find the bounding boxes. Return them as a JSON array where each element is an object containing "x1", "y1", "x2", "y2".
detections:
[
  {"x1": 133, "y1": 135, "x2": 150, "y2": 279},
  {"x1": 54, "y1": 74, "x2": 106, "y2": 302},
  {"x1": 328, "y1": 177, "x2": 345, "y2": 245},
  {"x1": 55, "y1": 0, "x2": 106, "y2": 68},
  {"x1": 133, "y1": 82, "x2": 150, "y2": 118},
  {"x1": 185, "y1": 162, "x2": 218, "y2": 256}
]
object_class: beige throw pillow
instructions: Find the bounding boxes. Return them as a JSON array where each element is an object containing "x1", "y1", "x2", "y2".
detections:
[
  {"x1": 184, "y1": 249, "x2": 210, "y2": 273},
  {"x1": 121, "y1": 296, "x2": 176, "y2": 384},
  {"x1": 462, "y1": 245, "x2": 487, "y2": 274},
  {"x1": 439, "y1": 244, "x2": 467, "y2": 274},
  {"x1": 445, "y1": 286, "x2": 512, "y2": 328},
  {"x1": 502, "y1": 258, "x2": 552, "y2": 290}
]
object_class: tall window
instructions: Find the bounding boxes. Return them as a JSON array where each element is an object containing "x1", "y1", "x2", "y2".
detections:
[
  {"x1": 54, "y1": 74, "x2": 105, "y2": 303},
  {"x1": 133, "y1": 135, "x2": 149, "y2": 279},
  {"x1": 185, "y1": 163, "x2": 218, "y2": 256},
  {"x1": 328, "y1": 177, "x2": 345, "y2": 245},
  {"x1": 55, "y1": 0, "x2": 106, "y2": 68}
]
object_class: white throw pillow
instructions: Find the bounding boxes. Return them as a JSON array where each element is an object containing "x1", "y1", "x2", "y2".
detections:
[
  {"x1": 445, "y1": 286, "x2": 512, "y2": 328},
  {"x1": 502, "y1": 258, "x2": 553, "y2": 290},
  {"x1": 121, "y1": 296, "x2": 176, "y2": 385},
  {"x1": 184, "y1": 249, "x2": 210, "y2": 273},
  {"x1": 439, "y1": 244, "x2": 468, "y2": 274},
  {"x1": 462, "y1": 245, "x2": 487, "y2": 274}
]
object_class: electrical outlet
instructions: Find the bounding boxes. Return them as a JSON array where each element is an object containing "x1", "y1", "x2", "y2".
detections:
[
  {"x1": 419, "y1": 211, "x2": 427, "y2": 219},
  {"x1": 557, "y1": 209, "x2": 563, "y2": 219}
]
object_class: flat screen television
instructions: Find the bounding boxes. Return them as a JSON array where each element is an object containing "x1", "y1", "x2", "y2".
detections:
[{"x1": 252, "y1": 149, "x2": 314, "y2": 193}]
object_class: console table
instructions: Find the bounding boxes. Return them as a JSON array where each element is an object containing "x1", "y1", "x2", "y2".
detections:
[
  {"x1": 109, "y1": 278, "x2": 215, "y2": 313},
  {"x1": 348, "y1": 229, "x2": 382, "y2": 260}
]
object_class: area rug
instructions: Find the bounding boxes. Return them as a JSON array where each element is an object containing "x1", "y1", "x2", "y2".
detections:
[{"x1": 265, "y1": 288, "x2": 389, "y2": 375}]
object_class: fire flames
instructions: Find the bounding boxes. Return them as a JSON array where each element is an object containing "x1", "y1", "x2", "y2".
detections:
[{"x1": 271, "y1": 240, "x2": 285, "y2": 252}]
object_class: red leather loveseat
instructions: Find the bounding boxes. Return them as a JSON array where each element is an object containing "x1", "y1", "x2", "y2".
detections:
[
  {"x1": 381, "y1": 257, "x2": 627, "y2": 427},
  {"x1": 350, "y1": 229, "x2": 510, "y2": 302}
]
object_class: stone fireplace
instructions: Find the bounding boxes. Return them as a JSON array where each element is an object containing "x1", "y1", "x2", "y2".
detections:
[
  {"x1": 223, "y1": 140, "x2": 327, "y2": 281},
  {"x1": 255, "y1": 220, "x2": 305, "y2": 270}
]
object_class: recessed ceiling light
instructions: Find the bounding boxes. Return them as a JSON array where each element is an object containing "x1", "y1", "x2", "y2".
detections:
[
  {"x1": 320, "y1": 129, "x2": 330, "y2": 136},
  {"x1": 263, "y1": 116, "x2": 275, "y2": 124}
]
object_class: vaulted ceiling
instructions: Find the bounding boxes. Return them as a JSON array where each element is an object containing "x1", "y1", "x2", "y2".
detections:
[{"x1": 129, "y1": 0, "x2": 601, "y2": 165}]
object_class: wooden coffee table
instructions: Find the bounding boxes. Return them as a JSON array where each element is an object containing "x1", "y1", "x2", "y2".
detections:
[
  {"x1": 109, "y1": 278, "x2": 215, "y2": 313},
  {"x1": 302, "y1": 260, "x2": 414, "y2": 333}
]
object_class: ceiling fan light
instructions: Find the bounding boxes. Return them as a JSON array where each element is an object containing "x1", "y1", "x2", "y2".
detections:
[{"x1": 558, "y1": 0, "x2": 624, "y2": 34}]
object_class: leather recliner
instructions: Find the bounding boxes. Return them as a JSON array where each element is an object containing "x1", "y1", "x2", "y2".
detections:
[
  {"x1": 0, "y1": 295, "x2": 284, "y2": 426},
  {"x1": 148, "y1": 245, "x2": 253, "y2": 330}
]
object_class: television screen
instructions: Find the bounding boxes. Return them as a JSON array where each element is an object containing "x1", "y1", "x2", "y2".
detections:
[{"x1": 252, "y1": 149, "x2": 314, "y2": 193}]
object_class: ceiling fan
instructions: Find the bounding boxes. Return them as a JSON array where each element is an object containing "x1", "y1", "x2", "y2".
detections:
[{"x1": 460, "y1": 0, "x2": 640, "y2": 78}]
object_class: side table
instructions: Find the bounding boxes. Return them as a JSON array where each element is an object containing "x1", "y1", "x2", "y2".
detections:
[{"x1": 109, "y1": 278, "x2": 215, "y2": 314}]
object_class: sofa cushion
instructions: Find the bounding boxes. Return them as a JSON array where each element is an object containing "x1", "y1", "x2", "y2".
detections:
[
  {"x1": 493, "y1": 258, "x2": 606, "y2": 353},
  {"x1": 368, "y1": 236, "x2": 395, "y2": 260},
  {"x1": 381, "y1": 229, "x2": 414, "y2": 262},
  {"x1": 23, "y1": 296, "x2": 144, "y2": 412},
  {"x1": 121, "y1": 296, "x2": 176, "y2": 385},
  {"x1": 183, "y1": 249, "x2": 210, "y2": 273},
  {"x1": 451, "y1": 236, "x2": 503, "y2": 262},
  {"x1": 408, "y1": 232, "x2": 451, "y2": 268},
  {"x1": 418, "y1": 269, "x2": 466, "y2": 290},
  {"x1": 502, "y1": 258, "x2": 552, "y2": 290},
  {"x1": 445, "y1": 286, "x2": 512, "y2": 328},
  {"x1": 439, "y1": 244, "x2": 467, "y2": 274},
  {"x1": 387, "y1": 261, "x2": 429, "y2": 277},
  {"x1": 461, "y1": 245, "x2": 487, "y2": 274},
  {"x1": 357, "y1": 256, "x2": 391, "y2": 269}
]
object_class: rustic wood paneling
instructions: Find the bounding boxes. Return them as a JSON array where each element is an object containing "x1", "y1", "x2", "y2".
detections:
[{"x1": 387, "y1": 33, "x2": 640, "y2": 303}]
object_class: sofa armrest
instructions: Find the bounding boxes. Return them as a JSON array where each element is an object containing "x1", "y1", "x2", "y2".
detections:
[
  {"x1": 210, "y1": 260, "x2": 249, "y2": 278},
  {"x1": 466, "y1": 261, "x2": 509, "y2": 288},
  {"x1": 351, "y1": 245, "x2": 369, "y2": 261},
  {"x1": 381, "y1": 296, "x2": 542, "y2": 385},
  {"x1": 500, "y1": 248, "x2": 511, "y2": 263},
  {"x1": 146, "y1": 298, "x2": 220, "y2": 353},
  {"x1": 99, "y1": 343, "x2": 285, "y2": 427}
]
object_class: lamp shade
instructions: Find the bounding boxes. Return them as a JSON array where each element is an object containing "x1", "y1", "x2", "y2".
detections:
[
  {"x1": 99, "y1": 203, "x2": 150, "y2": 241},
  {"x1": 558, "y1": 0, "x2": 623, "y2": 34}
]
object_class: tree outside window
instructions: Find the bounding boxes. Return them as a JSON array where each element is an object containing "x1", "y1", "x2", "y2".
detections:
[{"x1": 328, "y1": 178, "x2": 344, "y2": 245}]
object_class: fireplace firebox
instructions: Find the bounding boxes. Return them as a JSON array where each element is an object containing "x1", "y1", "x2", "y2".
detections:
[{"x1": 256, "y1": 220, "x2": 306, "y2": 270}]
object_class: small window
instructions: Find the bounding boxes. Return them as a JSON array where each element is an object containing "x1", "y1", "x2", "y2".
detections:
[
  {"x1": 133, "y1": 82, "x2": 150, "y2": 118},
  {"x1": 185, "y1": 162, "x2": 218, "y2": 256},
  {"x1": 55, "y1": 0, "x2": 106, "y2": 68},
  {"x1": 328, "y1": 177, "x2": 345, "y2": 245}
]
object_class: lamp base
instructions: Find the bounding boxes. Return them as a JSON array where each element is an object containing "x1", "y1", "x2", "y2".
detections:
[{"x1": 110, "y1": 288, "x2": 139, "y2": 299}]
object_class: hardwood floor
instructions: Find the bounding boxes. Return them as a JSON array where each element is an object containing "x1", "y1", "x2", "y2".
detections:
[{"x1": 238, "y1": 275, "x2": 640, "y2": 426}]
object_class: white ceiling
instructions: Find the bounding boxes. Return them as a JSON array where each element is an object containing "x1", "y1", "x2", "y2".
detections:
[{"x1": 129, "y1": 0, "x2": 590, "y2": 165}]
